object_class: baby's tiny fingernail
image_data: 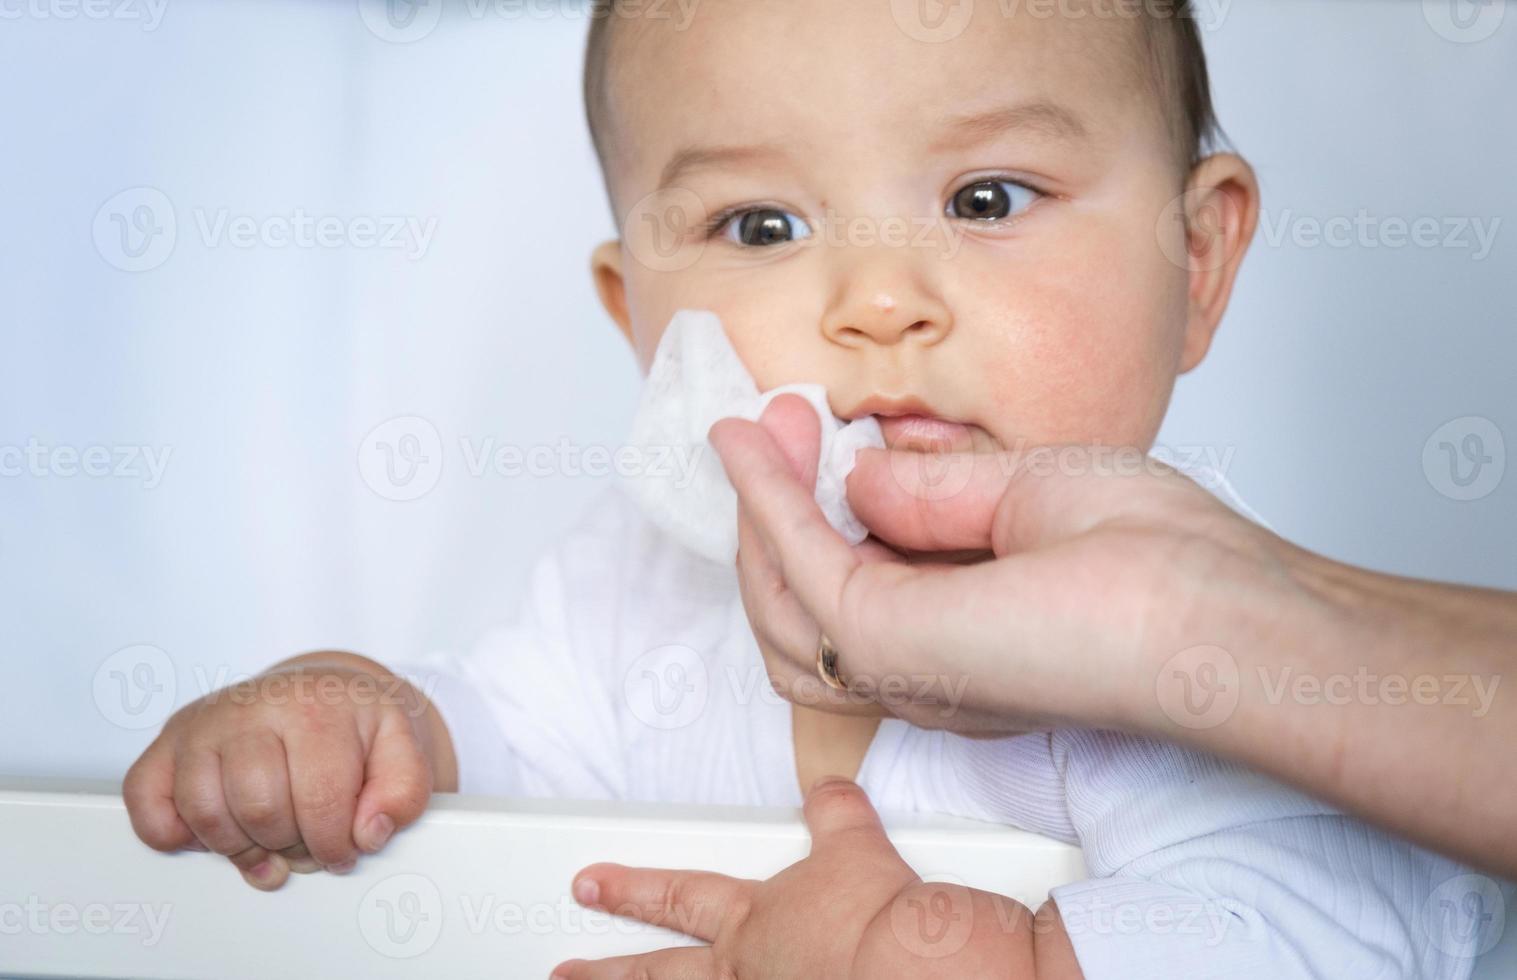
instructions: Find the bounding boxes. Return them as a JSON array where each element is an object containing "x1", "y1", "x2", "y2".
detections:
[
  {"x1": 327, "y1": 858, "x2": 357, "y2": 875},
  {"x1": 551, "y1": 960, "x2": 583, "y2": 980},
  {"x1": 572, "y1": 876, "x2": 600, "y2": 906},
  {"x1": 245, "y1": 860, "x2": 277, "y2": 887},
  {"x1": 363, "y1": 813, "x2": 395, "y2": 851},
  {"x1": 184, "y1": 840, "x2": 209, "y2": 852}
]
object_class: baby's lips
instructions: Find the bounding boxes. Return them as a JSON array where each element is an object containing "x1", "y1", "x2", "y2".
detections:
[{"x1": 877, "y1": 413, "x2": 977, "y2": 454}]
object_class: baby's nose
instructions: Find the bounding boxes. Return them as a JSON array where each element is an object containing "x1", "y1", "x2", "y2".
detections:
[{"x1": 821, "y1": 284, "x2": 952, "y2": 348}]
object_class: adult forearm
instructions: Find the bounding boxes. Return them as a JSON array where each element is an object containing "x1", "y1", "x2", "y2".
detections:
[{"x1": 1139, "y1": 533, "x2": 1517, "y2": 876}]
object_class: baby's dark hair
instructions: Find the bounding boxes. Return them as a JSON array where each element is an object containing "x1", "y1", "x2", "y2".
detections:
[{"x1": 583, "y1": 0, "x2": 1220, "y2": 205}]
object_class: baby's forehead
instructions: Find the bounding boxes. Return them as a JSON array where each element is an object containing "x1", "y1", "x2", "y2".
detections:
[{"x1": 599, "y1": 0, "x2": 1157, "y2": 189}]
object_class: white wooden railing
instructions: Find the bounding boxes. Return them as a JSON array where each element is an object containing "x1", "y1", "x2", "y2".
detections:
[
  {"x1": 5, "y1": 777, "x2": 1513, "y2": 978},
  {"x1": 0, "y1": 777, "x2": 1087, "y2": 978}
]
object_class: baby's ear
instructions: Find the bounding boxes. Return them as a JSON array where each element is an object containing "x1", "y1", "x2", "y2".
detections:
[
  {"x1": 591, "y1": 239, "x2": 634, "y2": 348},
  {"x1": 1177, "y1": 153, "x2": 1260, "y2": 373}
]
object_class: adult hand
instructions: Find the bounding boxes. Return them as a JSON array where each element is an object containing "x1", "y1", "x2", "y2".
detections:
[
  {"x1": 551, "y1": 777, "x2": 1080, "y2": 980},
  {"x1": 709, "y1": 393, "x2": 1269, "y2": 735},
  {"x1": 710, "y1": 394, "x2": 1517, "y2": 878}
]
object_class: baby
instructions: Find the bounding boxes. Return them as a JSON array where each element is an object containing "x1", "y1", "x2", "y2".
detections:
[{"x1": 124, "y1": 1, "x2": 1478, "y2": 976}]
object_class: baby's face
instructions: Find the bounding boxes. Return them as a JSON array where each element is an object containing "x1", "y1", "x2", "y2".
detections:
[{"x1": 594, "y1": 0, "x2": 1249, "y2": 454}]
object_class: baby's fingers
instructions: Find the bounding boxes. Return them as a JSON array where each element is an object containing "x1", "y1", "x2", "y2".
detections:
[
  {"x1": 570, "y1": 862, "x2": 748, "y2": 941},
  {"x1": 283, "y1": 716, "x2": 365, "y2": 871},
  {"x1": 122, "y1": 736, "x2": 199, "y2": 853},
  {"x1": 352, "y1": 706, "x2": 433, "y2": 854},
  {"x1": 553, "y1": 948, "x2": 712, "y2": 980},
  {"x1": 172, "y1": 745, "x2": 286, "y2": 889},
  {"x1": 221, "y1": 732, "x2": 309, "y2": 879}
]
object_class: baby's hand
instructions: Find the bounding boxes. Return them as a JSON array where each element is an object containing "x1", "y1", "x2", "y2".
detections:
[{"x1": 123, "y1": 652, "x2": 447, "y2": 890}]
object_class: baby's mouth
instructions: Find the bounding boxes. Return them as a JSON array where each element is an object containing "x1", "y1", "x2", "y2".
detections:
[
  {"x1": 841, "y1": 395, "x2": 984, "y2": 454},
  {"x1": 875, "y1": 414, "x2": 978, "y2": 454}
]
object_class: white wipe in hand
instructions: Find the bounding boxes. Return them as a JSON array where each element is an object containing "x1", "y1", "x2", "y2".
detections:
[{"x1": 620, "y1": 309, "x2": 884, "y2": 564}]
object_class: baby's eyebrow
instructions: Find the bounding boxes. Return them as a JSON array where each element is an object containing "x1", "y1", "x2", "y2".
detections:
[
  {"x1": 654, "y1": 101, "x2": 1087, "y2": 192},
  {"x1": 657, "y1": 142, "x2": 792, "y2": 192},
  {"x1": 930, "y1": 100, "x2": 1090, "y2": 151}
]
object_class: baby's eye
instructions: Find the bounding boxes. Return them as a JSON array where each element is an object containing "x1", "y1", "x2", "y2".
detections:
[
  {"x1": 713, "y1": 207, "x2": 812, "y2": 247},
  {"x1": 946, "y1": 179, "x2": 1039, "y2": 221}
]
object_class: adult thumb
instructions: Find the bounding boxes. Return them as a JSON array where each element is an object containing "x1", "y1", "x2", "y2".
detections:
[{"x1": 755, "y1": 393, "x2": 821, "y2": 490}]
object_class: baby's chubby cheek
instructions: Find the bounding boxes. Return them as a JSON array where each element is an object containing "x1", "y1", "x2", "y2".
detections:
[
  {"x1": 967, "y1": 283, "x2": 1182, "y2": 451},
  {"x1": 626, "y1": 283, "x2": 825, "y2": 388}
]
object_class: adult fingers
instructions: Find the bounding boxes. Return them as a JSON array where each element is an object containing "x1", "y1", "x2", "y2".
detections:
[
  {"x1": 713, "y1": 406, "x2": 1033, "y2": 712},
  {"x1": 723, "y1": 403, "x2": 890, "y2": 714},
  {"x1": 735, "y1": 500, "x2": 886, "y2": 717},
  {"x1": 845, "y1": 447, "x2": 1003, "y2": 553},
  {"x1": 755, "y1": 393, "x2": 821, "y2": 488},
  {"x1": 709, "y1": 416, "x2": 879, "y2": 647},
  {"x1": 848, "y1": 445, "x2": 1189, "y2": 557}
]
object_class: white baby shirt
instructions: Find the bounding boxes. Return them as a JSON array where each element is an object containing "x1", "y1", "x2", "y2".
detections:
[{"x1": 389, "y1": 476, "x2": 1478, "y2": 979}]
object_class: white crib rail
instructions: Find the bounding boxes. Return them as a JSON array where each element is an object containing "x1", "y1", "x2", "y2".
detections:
[{"x1": 0, "y1": 777, "x2": 1086, "y2": 979}]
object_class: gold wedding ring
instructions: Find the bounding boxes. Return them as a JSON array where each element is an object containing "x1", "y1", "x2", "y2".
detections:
[{"x1": 816, "y1": 632, "x2": 849, "y2": 691}]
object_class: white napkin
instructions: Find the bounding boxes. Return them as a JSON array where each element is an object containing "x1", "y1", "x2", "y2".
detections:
[{"x1": 620, "y1": 309, "x2": 884, "y2": 564}]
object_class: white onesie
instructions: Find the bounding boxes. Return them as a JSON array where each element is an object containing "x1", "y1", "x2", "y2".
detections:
[{"x1": 389, "y1": 479, "x2": 1479, "y2": 979}]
